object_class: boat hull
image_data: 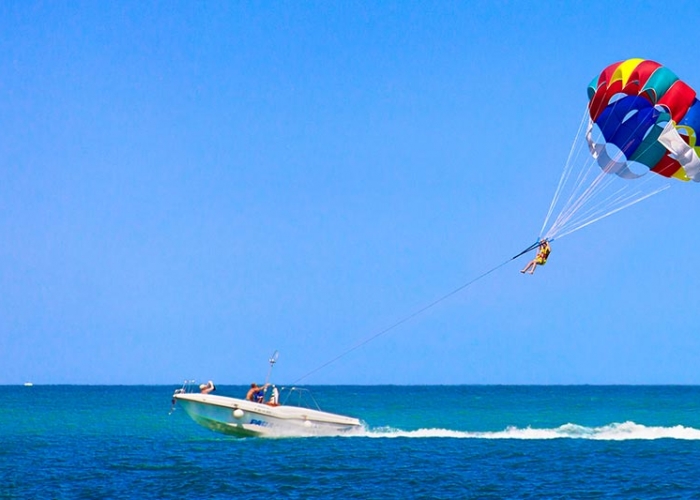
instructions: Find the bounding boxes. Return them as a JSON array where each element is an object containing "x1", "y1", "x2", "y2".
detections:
[{"x1": 173, "y1": 393, "x2": 362, "y2": 438}]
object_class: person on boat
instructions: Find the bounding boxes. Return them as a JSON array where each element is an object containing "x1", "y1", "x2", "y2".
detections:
[
  {"x1": 520, "y1": 239, "x2": 551, "y2": 275},
  {"x1": 267, "y1": 385, "x2": 280, "y2": 406},
  {"x1": 246, "y1": 382, "x2": 269, "y2": 403},
  {"x1": 199, "y1": 381, "x2": 216, "y2": 394}
]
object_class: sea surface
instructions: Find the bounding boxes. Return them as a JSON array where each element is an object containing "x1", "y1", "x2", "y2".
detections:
[{"x1": 2, "y1": 385, "x2": 700, "y2": 499}]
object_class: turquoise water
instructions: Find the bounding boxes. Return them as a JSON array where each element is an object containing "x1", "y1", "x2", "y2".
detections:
[{"x1": 2, "y1": 385, "x2": 700, "y2": 498}]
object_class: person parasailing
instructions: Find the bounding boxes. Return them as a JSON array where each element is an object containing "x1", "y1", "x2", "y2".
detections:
[{"x1": 520, "y1": 239, "x2": 551, "y2": 275}]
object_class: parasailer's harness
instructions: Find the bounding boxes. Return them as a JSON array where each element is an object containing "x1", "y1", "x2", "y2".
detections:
[{"x1": 510, "y1": 238, "x2": 551, "y2": 260}]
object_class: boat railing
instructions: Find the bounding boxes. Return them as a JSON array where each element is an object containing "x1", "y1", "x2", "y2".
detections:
[
  {"x1": 279, "y1": 387, "x2": 322, "y2": 411},
  {"x1": 175, "y1": 379, "x2": 197, "y2": 394},
  {"x1": 169, "y1": 379, "x2": 196, "y2": 414}
]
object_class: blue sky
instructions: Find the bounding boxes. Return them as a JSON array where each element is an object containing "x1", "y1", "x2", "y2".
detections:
[{"x1": 2, "y1": 1, "x2": 700, "y2": 385}]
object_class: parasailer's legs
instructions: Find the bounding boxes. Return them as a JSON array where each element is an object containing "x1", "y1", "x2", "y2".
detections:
[{"x1": 520, "y1": 259, "x2": 537, "y2": 274}]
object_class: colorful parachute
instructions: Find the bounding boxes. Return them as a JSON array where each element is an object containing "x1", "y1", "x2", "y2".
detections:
[
  {"x1": 586, "y1": 58, "x2": 700, "y2": 182},
  {"x1": 539, "y1": 59, "x2": 700, "y2": 241}
]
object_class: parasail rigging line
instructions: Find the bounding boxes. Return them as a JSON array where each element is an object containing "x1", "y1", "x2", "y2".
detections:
[
  {"x1": 292, "y1": 241, "x2": 539, "y2": 384},
  {"x1": 540, "y1": 99, "x2": 670, "y2": 242},
  {"x1": 540, "y1": 109, "x2": 590, "y2": 236}
]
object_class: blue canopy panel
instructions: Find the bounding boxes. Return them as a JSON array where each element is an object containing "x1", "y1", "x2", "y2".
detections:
[{"x1": 595, "y1": 95, "x2": 662, "y2": 160}]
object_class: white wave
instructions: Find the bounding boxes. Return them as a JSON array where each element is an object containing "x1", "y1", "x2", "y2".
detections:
[{"x1": 358, "y1": 421, "x2": 700, "y2": 440}]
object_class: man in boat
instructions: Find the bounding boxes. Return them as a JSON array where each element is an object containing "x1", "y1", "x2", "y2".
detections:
[
  {"x1": 520, "y1": 239, "x2": 551, "y2": 275},
  {"x1": 246, "y1": 382, "x2": 269, "y2": 403},
  {"x1": 199, "y1": 381, "x2": 216, "y2": 394}
]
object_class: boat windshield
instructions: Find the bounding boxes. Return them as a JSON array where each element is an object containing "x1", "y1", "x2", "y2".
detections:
[{"x1": 280, "y1": 387, "x2": 322, "y2": 411}]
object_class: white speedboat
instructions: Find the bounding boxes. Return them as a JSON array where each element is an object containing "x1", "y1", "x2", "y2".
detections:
[
  {"x1": 172, "y1": 387, "x2": 362, "y2": 438},
  {"x1": 171, "y1": 352, "x2": 363, "y2": 438}
]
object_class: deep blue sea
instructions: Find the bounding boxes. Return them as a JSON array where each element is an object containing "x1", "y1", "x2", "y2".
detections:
[{"x1": 2, "y1": 385, "x2": 700, "y2": 499}]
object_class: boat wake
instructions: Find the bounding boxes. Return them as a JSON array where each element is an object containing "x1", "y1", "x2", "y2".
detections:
[{"x1": 360, "y1": 421, "x2": 700, "y2": 440}]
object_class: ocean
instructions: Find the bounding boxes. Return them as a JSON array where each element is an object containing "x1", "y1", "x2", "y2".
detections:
[{"x1": 2, "y1": 385, "x2": 700, "y2": 499}]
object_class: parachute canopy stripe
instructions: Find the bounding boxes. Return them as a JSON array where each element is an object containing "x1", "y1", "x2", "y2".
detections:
[
  {"x1": 679, "y1": 99, "x2": 700, "y2": 130},
  {"x1": 623, "y1": 60, "x2": 662, "y2": 95},
  {"x1": 651, "y1": 153, "x2": 687, "y2": 180},
  {"x1": 657, "y1": 80, "x2": 697, "y2": 122},
  {"x1": 641, "y1": 66, "x2": 678, "y2": 103},
  {"x1": 609, "y1": 58, "x2": 646, "y2": 88},
  {"x1": 589, "y1": 80, "x2": 624, "y2": 121},
  {"x1": 628, "y1": 122, "x2": 668, "y2": 169},
  {"x1": 587, "y1": 60, "x2": 631, "y2": 100},
  {"x1": 595, "y1": 96, "x2": 658, "y2": 155}
]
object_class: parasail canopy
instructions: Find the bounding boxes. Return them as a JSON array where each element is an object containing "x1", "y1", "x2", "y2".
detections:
[
  {"x1": 540, "y1": 59, "x2": 700, "y2": 241},
  {"x1": 587, "y1": 58, "x2": 700, "y2": 183}
]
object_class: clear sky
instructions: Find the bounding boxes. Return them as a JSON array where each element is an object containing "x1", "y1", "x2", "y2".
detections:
[{"x1": 3, "y1": 1, "x2": 700, "y2": 385}]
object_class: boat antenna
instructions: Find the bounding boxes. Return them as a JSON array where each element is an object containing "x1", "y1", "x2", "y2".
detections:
[{"x1": 265, "y1": 350, "x2": 279, "y2": 386}]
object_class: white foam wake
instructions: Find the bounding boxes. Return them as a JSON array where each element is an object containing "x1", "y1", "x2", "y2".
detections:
[{"x1": 359, "y1": 421, "x2": 700, "y2": 440}]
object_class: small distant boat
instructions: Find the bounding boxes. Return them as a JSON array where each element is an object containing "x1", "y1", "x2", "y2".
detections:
[
  {"x1": 23, "y1": 382, "x2": 33, "y2": 387},
  {"x1": 171, "y1": 352, "x2": 362, "y2": 438}
]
